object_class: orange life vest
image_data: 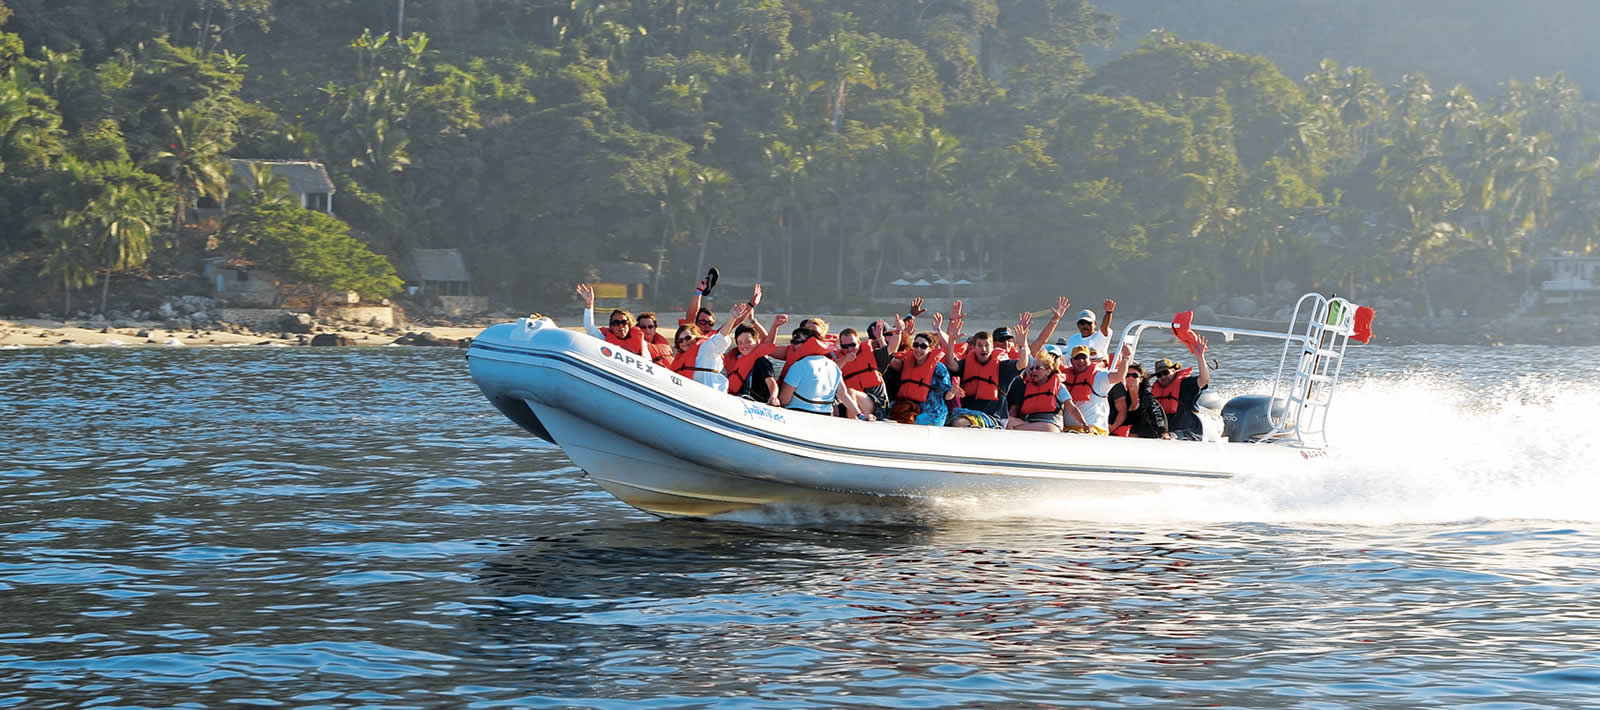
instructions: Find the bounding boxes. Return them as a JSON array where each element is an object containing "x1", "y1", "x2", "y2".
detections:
[
  {"x1": 778, "y1": 338, "x2": 832, "y2": 381},
  {"x1": 604, "y1": 327, "x2": 647, "y2": 356},
  {"x1": 645, "y1": 332, "x2": 673, "y2": 364},
  {"x1": 960, "y1": 351, "x2": 1003, "y2": 402},
  {"x1": 1061, "y1": 363, "x2": 1102, "y2": 403},
  {"x1": 1019, "y1": 375, "x2": 1063, "y2": 417},
  {"x1": 669, "y1": 338, "x2": 719, "y2": 379},
  {"x1": 894, "y1": 350, "x2": 942, "y2": 403},
  {"x1": 835, "y1": 348, "x2": 884, "y2": 391},
  {"x1": 725, "y1": 343, "x2": 776, "y2": 394},
  {"x1": 1151, "y1": 367, "x2": 1194, "y2": 415}
]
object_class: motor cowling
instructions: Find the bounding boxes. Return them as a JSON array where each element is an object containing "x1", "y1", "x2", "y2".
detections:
[{"x1": 1221, "y1": 395, "x2": 1288, "y2": 443}]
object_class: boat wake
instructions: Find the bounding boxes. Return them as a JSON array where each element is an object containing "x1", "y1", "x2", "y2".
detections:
[{"x1": 722, "y1": 375, "x2": 1600, "y2": 527}]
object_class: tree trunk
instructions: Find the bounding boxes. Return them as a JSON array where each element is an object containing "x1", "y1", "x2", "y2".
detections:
[
  {"x1": 100, "y1": 269, "x2": 112, "y2": 315},
  {"x1": 63, "y1": 272, "x2": 71, "y2": 316},
  {"x1": 693, "y1": 218, "x2": 711, "y2": 288}
]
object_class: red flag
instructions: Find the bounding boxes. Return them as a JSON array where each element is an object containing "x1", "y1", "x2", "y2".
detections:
[{"x1": 1351, "y1": 306, "x2": 1376, "y2": 344}]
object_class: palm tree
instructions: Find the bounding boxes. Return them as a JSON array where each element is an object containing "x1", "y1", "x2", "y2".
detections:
[
  {"x1": 807, "y1": 34, "x2": 875, "y2": 135},
  {"x1": 154, "y1": 108, "x2": 231, "y2": 249},
  {"x1": 689, "y1": 166, "x2": 733, "y2": 285},
  {"x1": 88, "y1": 183, "x2": 158, "y2": 314},
  {"x1": 35, "y1": 211, "x2": 94, "y2": 316}
]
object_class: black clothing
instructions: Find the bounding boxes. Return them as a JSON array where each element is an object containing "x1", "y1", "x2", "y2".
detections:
[
  {"x1": 951, "y1": 356, "x2": 1022, "y2": 419},
  {"x1": 740, "y1": 356, "x2": 778, "y2": 402},
  {"x1": 1129, "y1": 379, "x2": 1169, "y2": 439},
  {"x1": 1167, "y1": 375, "x2": 1205, "y2": 439}
]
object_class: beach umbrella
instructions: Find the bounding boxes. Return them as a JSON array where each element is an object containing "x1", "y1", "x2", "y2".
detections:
[
  {"x1": 933, "y1": 277, "x2": 952, "y2": 285},
  {"x1": 953, "y1": 279, "x2": 972, "y2": 285},
  {"x1": 913, "y1": 278, "x2": 931, "y2": 287},
  {"x1": 890, "y1": 278, "x2": 912, "y2": 286}
]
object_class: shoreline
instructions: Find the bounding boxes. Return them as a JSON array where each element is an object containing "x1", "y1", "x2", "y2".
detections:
[{"x1": 5, "y1": 309, "x2": 1599, "y2": 349}]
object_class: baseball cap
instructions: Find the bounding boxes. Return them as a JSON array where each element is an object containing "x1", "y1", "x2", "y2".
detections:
[
  {"x1": 991, "y1": 326, "x2": 1013, "y2": 341},
  {"x1": 1069, "y1": 344, "x2": 1092, "y2": 358},
  {"x1": 1077, "y1": 309, "x2": 1096, "y2": 324}
]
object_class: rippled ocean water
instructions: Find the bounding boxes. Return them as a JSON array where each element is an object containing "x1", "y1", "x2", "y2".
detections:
[{"x1": 3, "y1": 343, "x2": 1600, "y2": 708}]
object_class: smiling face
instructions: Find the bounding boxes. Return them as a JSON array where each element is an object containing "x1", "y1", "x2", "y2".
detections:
[
  {"x1": 735, "y1": 331, "x2": 757, "y2": 355},
  {"x1": 837, "y1": 334, "x2": 860, "y2": 355},
  {"x1": 1026, "y1": 361, "x2": 1054, "y2": 384},
  {"x1": 608, "y1": 311, "x2": 632, "y2": 338},
  {"x1": 636, "y1": 318, "x2": 658, "y2": 336},
  {"x1": 911, "y1": 337, "x2": 932, "y2": 362},
  {"x1": 1077, "y1": 319, "x2": 1094, "y2": 335}
]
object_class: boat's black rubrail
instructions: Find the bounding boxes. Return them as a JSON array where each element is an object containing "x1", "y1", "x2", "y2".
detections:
[{"x1": 489, "y1": 395, "x2": 555, "y2": 443}]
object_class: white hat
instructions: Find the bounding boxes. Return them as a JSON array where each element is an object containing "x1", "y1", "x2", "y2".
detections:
[{"x1": 1077, "y1": 309, "x2": 1096, "y2": 324}]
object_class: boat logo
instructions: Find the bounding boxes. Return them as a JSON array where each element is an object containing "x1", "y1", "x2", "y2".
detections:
[
  {"x1": 743, "y1": 401, "x2": 787, "y2": 424},
  {"x1": 670, "y1": 375, "x2": 684, "y2": 386},
  {"x1": 606, "y1": 348, "x2": 658, "y2": 376}
]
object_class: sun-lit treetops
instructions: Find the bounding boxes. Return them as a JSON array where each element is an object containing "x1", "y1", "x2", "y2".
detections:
[{"x1": 1, "y1": 0, "x2": 1598, "y2": 318}]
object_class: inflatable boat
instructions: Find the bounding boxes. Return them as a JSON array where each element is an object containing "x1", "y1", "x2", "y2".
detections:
[{"x1": 466, "y1": 294, "x2": 1373, "y2": 518}]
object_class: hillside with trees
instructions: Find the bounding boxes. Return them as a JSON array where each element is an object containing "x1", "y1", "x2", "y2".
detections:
[{"x1": 1, "y1": 0, "x2": 1596, "y2": 320}]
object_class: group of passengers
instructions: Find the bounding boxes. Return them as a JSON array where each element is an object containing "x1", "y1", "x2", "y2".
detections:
[{"x1": 576, "y1": 277, "x2": 1211, "y2": 440}]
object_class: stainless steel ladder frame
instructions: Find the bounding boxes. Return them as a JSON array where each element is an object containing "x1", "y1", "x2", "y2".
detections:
[{"x1": 1113, "y1": 293, "x2": 1359, "y2": 448}]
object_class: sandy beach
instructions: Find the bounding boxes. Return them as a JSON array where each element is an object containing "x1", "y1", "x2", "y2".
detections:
[{"x1": 0, "y1": 317, "x2": 489, "y2": 348}]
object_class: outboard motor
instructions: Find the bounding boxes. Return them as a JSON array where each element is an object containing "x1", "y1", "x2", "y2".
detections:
[{"x1": 1221, "y1": 395, "x2": 1289, "y2": 443}]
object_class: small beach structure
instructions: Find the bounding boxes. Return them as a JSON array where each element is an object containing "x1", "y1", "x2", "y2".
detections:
[{"x1": 410, "y1": 249, "x2": 488, "y2": 316}]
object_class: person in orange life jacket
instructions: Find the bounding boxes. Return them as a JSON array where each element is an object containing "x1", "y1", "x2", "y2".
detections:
[
  {"x1": 990, "y1": 325, "x2": 1021, "y2": 360},
  {"x1": 770, "y1": 316, "x2": 833, "y2": 382},
  {"x1": 1150, "y1": 335, "x2": 1211, "y2": 441},
  {"x1": 832, "y1": 327, "x2": 890, "y2": 419},
  {"x1": 668, "y1": 302, "x2": 752, "y2": 390},
  {"x1": 779, "y1": 325, "x2": 871, "y2": 420},
  {"x1": 1004, "y1": 351, "x2": 1087, "y2": 433},
  {"x1": 1060, "y1": 342, "x2": 1134, "y2": 435},
  {"x1": 726, "y1": 317, "x2": 783, "y2": 405},
  {"x1": 885, "y1": 317, "x2": 955, "y2": 425},
  {"x1": 634, "y1": 311, "x2": 674, "y2": 364},
  {"x1": 576, "y1": 283, "x2": 648, "y2": 356},
  {"x1": 944, "y1": 314, "x2": 1033, "y2": 421}
]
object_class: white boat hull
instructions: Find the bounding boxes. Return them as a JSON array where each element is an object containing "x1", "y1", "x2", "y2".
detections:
[{"x1": 467, "y1": 319, "x2": 1322, "y2": 518}]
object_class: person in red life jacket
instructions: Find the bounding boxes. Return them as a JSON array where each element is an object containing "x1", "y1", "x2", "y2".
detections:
[
  {"x1": 944, "y1": 315, "x2": 1032, "y2": 423},
  {"x1": 576, "y1": 283, "x2": 648, "y2": 356},
  {"x1": 680, "y1": 275, "x2": 729, "y2": 330},
  {"x1": 885, "y1": 318, "x2": 956, "y2": 425},
  {"x1": 726, "y1": 317, "x2": 782, "y2": 405},
  {"x1": 771, "y1": 316, "x2": 834, "y2": 382},
  {"x1": 634, "y1": 311, "x2": 674, "y2": 364},
  {"x1": 778, "y1": 325, "x2": 871, "y2": 420},
  {"x1": 990, "y1": 325, "x2": 1021, "y2": 360},
  {"x1": 1107, "y1": 362, "x2": 1141, "y2": 437},
  {"x1": 1004, "y1": 351, "x2": 1086, "y2": 432},
  {"x1": 1150, "y1": 335, "x2": 1212, "y2": 441},
  {"x1": 1111, "y1": 362, "x2": 1170, "y2": 439},
  {"x1": 668, "y1": 302, "x2": 753, "y2": 391},
  {"x1": 833, "y1": 327, "x2": 889, "y2": 420}
]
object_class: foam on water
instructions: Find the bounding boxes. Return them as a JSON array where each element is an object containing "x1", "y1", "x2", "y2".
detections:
[{"x1": 726, "y1": 374, "x2": 1600, "y2": 527}]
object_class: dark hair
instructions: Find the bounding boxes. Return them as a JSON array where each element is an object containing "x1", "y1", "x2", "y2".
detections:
[
  {"x1": 971, "y1": 330, "x2": 991, "y2": 343},
  {"x1": 608, "y1": 309, "x2": 633, "y2": 326},
  {"x1": 734, "y1": 324, "x2": 758, "y2": 340},
  {"x1": 697, "y1": 307, "x2": 714, "y2": 317},
  {"x1": 838, "y1": 327, "x2": 859, "y2": 340}
]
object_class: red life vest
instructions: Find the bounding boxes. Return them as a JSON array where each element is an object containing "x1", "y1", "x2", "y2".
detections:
[
  {"x1": 894, "y1": 349, "x2": 942, "y2": 403},
  {"x1": 1061, "y1": 363, "x2": 1102, "y2": 403},
  {"x1": 1151, "y1": 367, "x2": 1194, "y2": 414},
  {"x1": 669, "y1": 338, "x2": 719, "y2": 379},
  {"x1": 604, "y1": 327, "x2": 647, "y2": 356},
  {"x1": 1019, "y1": 375, "x2": 1063, "y2": 416},
  {"x1": 778, "y1": 338, "x2": 832, "y2": 381},
  {"x1": 835, "y1": 348, "x2": 884, "y2": 391},
  {"x1": 645, "y1": 332, "x2": 673, "y2": 364},
  {"x1": 725, "y1": 343, "x2": 776, "y2": 394},
  {"x1": 960, "y1": 351, "x2": 1003, "y2": 401}
]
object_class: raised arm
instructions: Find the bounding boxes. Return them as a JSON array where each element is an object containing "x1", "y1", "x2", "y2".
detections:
[
  {"x1": 1100, "y1": 298, "x2": 1117, "y2": 338},
  {"x1": 1013, "y1": 312, "x2": 1033, "y2": 372},
  {"x1": 1193, "y1": 335, "x2": 1211, "y2": 389},
  {"x1": 1029, "y1": 296, "x2": 1069, "y2": 355},
  {"x1": 577, "y1": 284, "x2": 603, "y2": 339},
  {"x1": 1111, "y1": 342, "x2": 1133, "y2": 381},
  {"x1": 684, "y1": 276, "x2": 709, "y2": 325},
  {"x1": 719, "y1": 302, "x2": 751, "y2": 339},
  {"x1": 761, "y1": 313, "x2": 789, "y2": 347}
]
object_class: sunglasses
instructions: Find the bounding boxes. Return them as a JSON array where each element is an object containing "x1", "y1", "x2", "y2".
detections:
[
  {"x1": 912, "y1": 341, "x2": 931, "y2": 350},
  {"x1": 1072, "y1": 354, "x2": 1089, "y2": 361},
  {"x1": 638, "y1": 322, "x2": 657, "y2": 329},
  {"x1": 838, "y1": 342, "x2": 859, "y2": 350},
  {"x1": 1155, "y1": 370, "x2": 1171, "y2": 378},
  {"x1": 609, "y1": 319, "x2": 630, "y2": 326}
]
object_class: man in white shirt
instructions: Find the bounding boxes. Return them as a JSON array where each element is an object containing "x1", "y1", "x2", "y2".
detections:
[{"x1": 1064, "y1": 300, "x2": 1116, "y2": 359}]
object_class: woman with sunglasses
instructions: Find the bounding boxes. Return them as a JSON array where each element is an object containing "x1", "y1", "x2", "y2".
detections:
[
  {"x1": 668, "y1": 302, "x2": 753, "y2": 391},
  {"x1": 576, "y1": 283, "x2": 648, "y2": 357},
  {"x1": 1004, "y1": 351, "x2": 1086, "y2": 432},
  {"x1": 634, "y1": 311, "x2": 674, "y2": 364},
  {"x1": 884, "y1": 314, "x2": 957, "y2": 425}
]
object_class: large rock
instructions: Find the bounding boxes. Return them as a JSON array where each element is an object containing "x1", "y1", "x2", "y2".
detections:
[
  {"x1": 278, "y1": 313, "x2": 315, "y2": 334},
  {"x1": 393, "y1": 331, "x2": 466, "y2": 347},
  {"x1": 1225, "y1": 296, "x2": 1257, "y2": 317},
  {"x1": 310, "y1": 333, "x2": 357, "y2": 346}
]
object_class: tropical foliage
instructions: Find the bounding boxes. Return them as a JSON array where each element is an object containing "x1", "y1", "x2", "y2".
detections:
[{"x1": 1, "y1": 0, "x2": 1598, "y2": 318}]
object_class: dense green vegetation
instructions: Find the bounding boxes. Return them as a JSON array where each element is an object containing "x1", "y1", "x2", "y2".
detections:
[{"x1": 1, "y1": 0, "x2": 1596, "y2": 318}]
